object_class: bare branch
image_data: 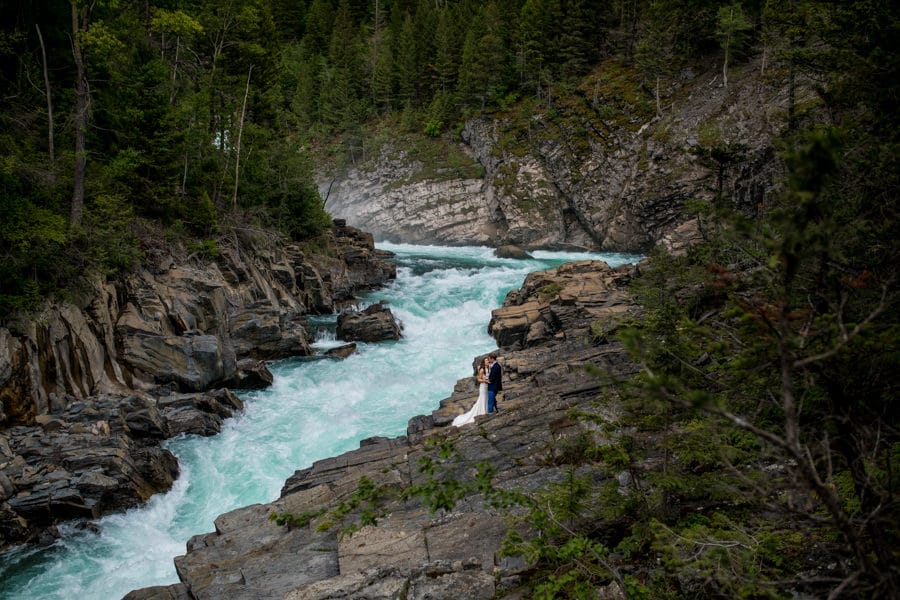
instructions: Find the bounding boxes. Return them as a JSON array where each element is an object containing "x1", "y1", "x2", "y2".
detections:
[
  {"x1": 794, "y1": 283, "x2": 889, "y2": 368},
  {"x1": 827, "y1": 569, "x2": 862, "y2": 600}
]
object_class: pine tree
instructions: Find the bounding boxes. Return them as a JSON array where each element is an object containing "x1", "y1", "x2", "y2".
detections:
[{"x1": 457, "y1": 2, "x2": 512, "y2": 111}]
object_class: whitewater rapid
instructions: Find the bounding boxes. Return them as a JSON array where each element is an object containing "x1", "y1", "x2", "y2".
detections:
[{"x1": 0, "y1": 243, "x2": 638, "y2": 599}]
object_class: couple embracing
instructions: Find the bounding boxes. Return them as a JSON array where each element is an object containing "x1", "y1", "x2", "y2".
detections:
[{"x1": 452, "y1": 352, "x2": 502, "y2": 427}]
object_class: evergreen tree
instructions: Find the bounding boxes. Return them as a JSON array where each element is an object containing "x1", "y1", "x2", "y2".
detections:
[
  {"x1": 715, "y1": 2, "x2": 753, "y2": 88},
  {"x1": 457, "y1": 2, "x2": 512, "y2": 111},
  {"x1": 319, "y1": 0, "x2": 367, "y2": 130},
  {"x1": 300, "y1": 0, "x2": 334, "y2": 57},
  {"x1": 518, "y1": 0, "x2": 560, "y2": 99},
  {"x1": 432, "y1": 6, "x2": 459, "y2": 95},
  {"x1": 367, "y1": 0, "x2": 394, "y2": 111},
  {"x1": 394, "y1": 12, "x2": 418, "y2": 108},
  {"x1": 271, "y1": 0, "x2": 307, "y2": 41}
]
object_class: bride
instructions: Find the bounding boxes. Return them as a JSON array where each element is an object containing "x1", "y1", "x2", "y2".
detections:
[{"x1": 453, "y1": 357, "x2": 490, "y2": 427}]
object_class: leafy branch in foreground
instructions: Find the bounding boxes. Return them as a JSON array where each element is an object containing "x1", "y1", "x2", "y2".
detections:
[
  {"x1": 316, "y1": 475, "x2": 396, "y2": 538},
  {"x1": 401, "y1": 436, "x2": 510, "y2": 515}
]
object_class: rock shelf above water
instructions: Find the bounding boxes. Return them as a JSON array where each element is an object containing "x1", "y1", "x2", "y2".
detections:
[
  {"x1": 125, "y1": 259, "x2": 641, "y2": 600},
  {"x1": 0, "y1": 221, "x2": 397, "y2": 549}
]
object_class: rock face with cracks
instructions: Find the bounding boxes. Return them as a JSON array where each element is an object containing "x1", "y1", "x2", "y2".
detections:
[
  {"x1": 324, "y1": 57, "x2": 792, "y2": 254},
  {"x1": 127, "y1": 259, "x2": 641, "y2": 600},
  {"x1": 0, "y1": 221, "x2": 396, "y2": 549}
]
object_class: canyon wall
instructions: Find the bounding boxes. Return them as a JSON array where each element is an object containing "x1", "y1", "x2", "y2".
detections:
[
  {"x1": 125, "y1": 259, "x2": 642, "y2": 600},
  {"x1": 0, "y1": 221, "x2": 396, "y2": 547},
  {"x1": 323, "y1": 58, "x2": 790, "y2": 253}
]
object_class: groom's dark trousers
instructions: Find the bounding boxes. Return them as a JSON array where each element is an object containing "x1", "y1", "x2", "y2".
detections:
[{"x1": 487, "y1": 361, "x2": 502, "y2": 413}]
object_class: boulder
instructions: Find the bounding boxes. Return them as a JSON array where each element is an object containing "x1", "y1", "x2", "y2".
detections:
[
  {"x1": 228, "y1": 309, "x2": 310, "y2": 360},
  {"x1": 494, "y1": 244, "x2": 533, "y2": 259},
  {"x1": 488, "y1": 260, "x2": 637, "y2": 350},
  {"x1": 324, "y1": 343, "x2": 357, "y2": 359},
  {"x1": 121, "y1": 395, "x2": 169, "y2": 439},
  {"x1": 226, "y1": 359, "x2": 273, "y2": 390},
  {"x1": 119, "y1": 332, "x2": 238, "y2": 392},
  {"x1": 158, "y1": 389, "x2": 244, "y2": 438},
  {"x1": 336, "y1": 303, "x2": 402, "y2": 343}
]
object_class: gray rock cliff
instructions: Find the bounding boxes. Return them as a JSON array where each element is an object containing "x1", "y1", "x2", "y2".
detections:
[
  {"x1": 0, "y1": 221, "x2": 396, "y2": 548},
  {"x1": 127, "y1": 259, "x2": 640, "y2": 599},
  {"x1": 324, "y1": 58, "x2": 795, "y2": 253}
]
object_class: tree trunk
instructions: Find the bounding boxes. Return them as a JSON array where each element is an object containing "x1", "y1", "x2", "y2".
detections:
[
  {"x1": 722, "y1": 23, "x2": 731, "y2": 90},
  {"x1": 70, "y1": 0, "x2": 91, "y2": 227},
  {"x1": 35, "y1": 24, "x2": 54, "y2": 163},
  {"x1": 232, "y1": 66, "x2": 253, "y2": 212},
  {"x1": 655, "y1": 75, "x2": 662, "y2": 116},
  {"x1": 170, "y1": 36, "x2": 179, "y2": 105}
]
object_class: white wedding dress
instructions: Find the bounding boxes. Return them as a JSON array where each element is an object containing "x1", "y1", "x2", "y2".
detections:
[{"x1": 453, "y1": 381, "x2": 488, "y2": 427}]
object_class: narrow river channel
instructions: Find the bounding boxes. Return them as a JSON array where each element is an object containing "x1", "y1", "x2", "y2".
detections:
[{"x1": 0, "y1": 243, "x2": 639, "y2": 600}]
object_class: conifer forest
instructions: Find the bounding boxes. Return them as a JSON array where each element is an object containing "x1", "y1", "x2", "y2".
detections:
[{"x1": 1, "y1": 1, "x2": 898, "y2": 597}]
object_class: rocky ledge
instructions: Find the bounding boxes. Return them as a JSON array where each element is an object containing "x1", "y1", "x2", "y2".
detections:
[
  {"x1": 0, "y1": 221, "x2": 396, "y2": 549},
  {"x1": 126, "y1": 259, "x2": 642, "y2": 600}
]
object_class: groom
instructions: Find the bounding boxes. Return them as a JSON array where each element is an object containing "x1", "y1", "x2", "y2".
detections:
[{"x1": 487, "y1": 352, "x2": 502, "y2": 413}]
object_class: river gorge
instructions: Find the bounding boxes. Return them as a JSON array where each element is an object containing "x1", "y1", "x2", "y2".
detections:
[{"x1": 1, "y1": 244, "x2": 639, "y2": 599}]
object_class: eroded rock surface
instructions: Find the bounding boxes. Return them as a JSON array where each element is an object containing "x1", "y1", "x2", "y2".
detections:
[
  {"x1": 132, "y1": 259, "x2": 640, "y2": 599},
  {"x1": 0, "y1": 221, "x2": 396, "y2": 549},
  {"x1": 336, "y1": 302, "x2": 402, "y2": 343},
  {"x1": 325, "y1": 57, "x2": 793, "y2": 253}
]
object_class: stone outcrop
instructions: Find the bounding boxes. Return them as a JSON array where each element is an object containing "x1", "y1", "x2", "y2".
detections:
[
  {"x1": 0, "y1": 221, "x2": 396, "y2": 549},
  {"x1": 0, "y1": 220, "x2": 395, "y2": 427},
  {"x1": 0, "y1": 387, "x2": 250, "y2": 547},
  {"x1": 129, "y1": 259, "x2": 640, "y2": 599},
  {"x1": 324, "y1": 343, "x2": 357, "y2": 359},
  {"x1": 488, "y1": 259, "x2": 638, "y2": 350},
  {"x1": 324, "y1": 57, "x2": 795, "y2": 253},
  {"x1": 494, "y1": 244, "x2": 533, "y2": 259},
  {"x1": 323, "y1": 155, "x2": 494, "y2": 247},
  {"x1": 336, "y1": 302, "x2": 402, "y2": 343}
]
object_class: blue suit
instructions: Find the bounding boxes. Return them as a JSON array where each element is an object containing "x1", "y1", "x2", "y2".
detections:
[{"x1": 487, "y1": 360, "x2": 502, "y2": 413}]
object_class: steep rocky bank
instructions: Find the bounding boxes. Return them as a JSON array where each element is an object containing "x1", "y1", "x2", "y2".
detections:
[
  {"x1": 125, "y1": 259, "x2": 641, "y2": 600},
  {"x1": 0, "y1": 221, "x2": 396, "y2": 548},
  {"x1": 323, "y1": 57, "x2": 793, "y2": 253}
]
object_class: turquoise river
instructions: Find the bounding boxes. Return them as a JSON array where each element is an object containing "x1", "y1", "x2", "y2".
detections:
[{"x1": 0, "y1": 243, "x2": 639, "y2": 599}]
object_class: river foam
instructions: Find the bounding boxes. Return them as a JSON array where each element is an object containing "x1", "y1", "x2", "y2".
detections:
[{"x1": 0, "y1": 244, "x2": 639, "y2": 599}]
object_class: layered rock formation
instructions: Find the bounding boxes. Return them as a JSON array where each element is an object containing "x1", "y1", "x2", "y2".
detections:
[
  {"x1": 336, "y1": 302, "x2": 402, "y2": 343},
  {"x1": 0, "y1": 221, "x2": 396, "y2": 548},
  {"x1": 323, "y1": 57, "x2": 793, "y2": 253},
  {"x1": 126, "y1": 259, "x2": 641, "y2": 600}
]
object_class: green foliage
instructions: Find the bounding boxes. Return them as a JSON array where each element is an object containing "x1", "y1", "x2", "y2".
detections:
[
  {"x1": 612, "y1": 118, "x2": 899, "y2": 600},
  {"x1": 192, "y1": 192, "x2": 219, "y2": 237},
  {"x1": 187, "y1": 239, "x2": 220, "y2": 260},
  {"x1": 316, "y1": 475, "x2": 393, "y2": 537},
  {"x1": 80, "y1": 194, "x2": 142, "y2": 274},
  {"x1": 423, "y1": 120, "x2": 443, "y2": 138},
  {"x1": 537, "y1": 282, "x2": 563, "y2": 300},
  {"x1": 402, "y1": 437, "x2": 469, "y2": 514},
  {"x1": 268, "y1": 507, "x2": 325, "y2": 530},
  {"x1": 150, "y1": 8, "x2": 204, "y2": 39},
  {"x1": 0, "y1": 167, "x2": 70, "y2": 312},
  {"x1": 500, "y1": 466, "x2": 623, "y2": 598},
  {"x1": 651, "y1": 514, "x2": 789, "y2": 598},
  {"x1": 715, "y1": 3, "x2": 753, "y2": 62}
]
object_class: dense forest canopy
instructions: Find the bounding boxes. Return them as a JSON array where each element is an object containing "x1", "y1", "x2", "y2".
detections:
[{"x1": 1, "y1": 0, "x2": 896, "y2": 311}]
